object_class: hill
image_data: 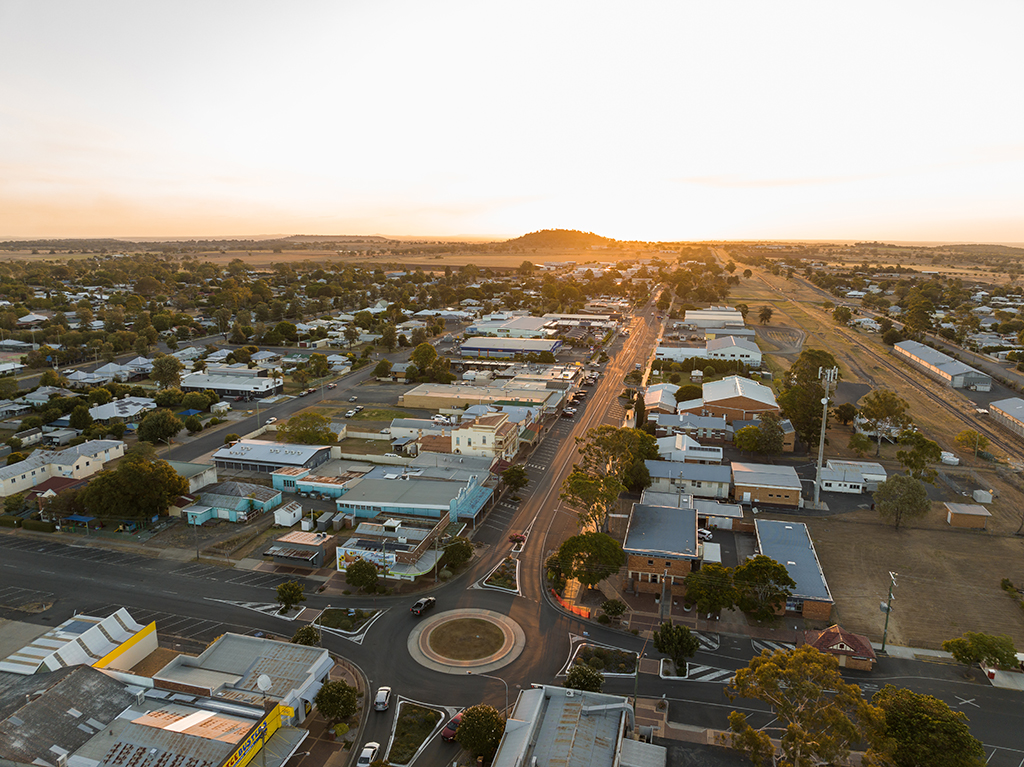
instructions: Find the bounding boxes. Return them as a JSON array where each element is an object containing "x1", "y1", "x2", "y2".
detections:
[{"x1": 504, "y1": 229, "x2": 617, "y2": 249}]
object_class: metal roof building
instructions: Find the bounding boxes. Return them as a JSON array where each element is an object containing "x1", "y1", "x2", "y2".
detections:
[
  {"x1": 460, "y1": 337, "x2": 562, "y2": 359},
  {"x1": 755, "y1": 519, "x2": 834, "y2": 619},
  {"x1": 894, "y1": 340, "x2": 991, "y2": 391},
  {"x1": 213, "y1": 440, "x2": 331, "y2": 474},
  {"x1": 989, "y1": 397, "x2": 1024, "y2": 439}
]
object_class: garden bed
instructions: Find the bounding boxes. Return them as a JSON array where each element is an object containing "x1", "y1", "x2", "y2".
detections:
[
  {"x1": 483, "y1": 556, "x2": 519, "y2": 592},
  {"x1": 569, "y1": 643, "x2": 638, "y2": 676},
  {"x1": 387, "y1": 702, "x2": 443, "y2": 765},
  {"x1": 318, "y1": 607, "x2": 379, "y2": 633}
]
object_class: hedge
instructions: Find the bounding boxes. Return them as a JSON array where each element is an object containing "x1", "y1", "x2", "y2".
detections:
[
  {"x1": 0, "y1": 515, "x2": 21, "y2": 528},
  {"x1": 22, "y1": 519, "x2": 56, "y2": 533}
]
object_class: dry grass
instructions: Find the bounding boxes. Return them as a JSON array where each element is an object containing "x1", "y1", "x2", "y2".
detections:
[{"x1": 427, "y1": 618, "x2": 504, "y2": 660}]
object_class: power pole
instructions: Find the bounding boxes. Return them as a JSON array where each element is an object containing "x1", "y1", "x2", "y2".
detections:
[
  {"x1": 880, "y1": 571, "x2": 898, "y2": 653},
  {"x1": 813, "y1": 367, "x2": 840, "y2": 508}
]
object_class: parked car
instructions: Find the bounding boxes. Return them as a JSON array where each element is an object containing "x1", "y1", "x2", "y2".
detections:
[
  {"x1": 384, "y1": 452, "x2": 400, "y2": 458},
  {"x1": 411, "y1": 597, "x2": 436, "y2": 616},
  {"x1": 354, "y1": 405, "x2": 364, "y2": 412},
  {"x1": 697, "y1": 529, "x2": 713, "y2": 541},
  {"x1": 441, "y1": 712, "x2": 463, "y2": 742},
  {"x1": 357, "y1": 743, "x2": 380, "y2": 767},
  {"x1": 379, "y1": 428, "x2": 391, "y2": 434},
  {"x1": 374, "y1": 687, "x2": 392, "y2": 711},
  {"x1": 298, "y1": 390, "x2": 309, "y2": 397}
]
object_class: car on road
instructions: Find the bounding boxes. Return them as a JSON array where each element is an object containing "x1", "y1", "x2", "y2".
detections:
[
  {"x1": 349, "y1": 395, "x2": 358, "y2": 402},
  {"x1": 344, "y1": 410, "x2": 356, "y2": 418},
  {"x1": 357, "y1": 743, "x2": 380, "y2": 767},
  {"x1": 440, "y1": 712, "x2": 463, "y2": 742},
  {"x1": 411, "y1": 597, "x2": 436, "y2": 616},
  {"x1": 304, "y1": 388, "x2": 315, "y2": 395},
  {"x1": 265, "y1": 417, "x2": 277, "y2": 424},
  {"x1": 354, "y1": 405, "x2": 365, "y2": 412},
  {"x1": 635, "y1": 363, "x2": 642, "y2": 370},
  {"x1": 697, "y1": 529, "x2": 713, "y2": 541},
  {"x1": 298, "y1": 390, "x2": 310, "y2": 397},
  {"x1": 327, "y1": 383, "x2": 337, "y2": 389},
  {"x1": 374, "y1": 686, "x2": 392, "y2": 711}
]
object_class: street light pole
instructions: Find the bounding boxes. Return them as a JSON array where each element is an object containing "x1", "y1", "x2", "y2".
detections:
[
  {"x1": 813, "y1": 367, "x2": 839, "y2": 508},
  {"x1": 469, "y1": 671, "x2": 508, "y2": 716},
  {"x1": 880, "y1": 571, "x2": 898, "y2": 653}
]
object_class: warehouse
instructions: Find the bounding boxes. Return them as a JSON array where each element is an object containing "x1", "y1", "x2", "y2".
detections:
[
  {"x1": 989, "y1": 397, "x2": 1024, "y2": 440},
  {"x1": 893, "y1": 340, "x2": 991, "y2": 391},
  {"x1": 212, "y1": 439, "x2": 332, "y2": 473},
  {"x1": 460, "y1": 337, "x2": 562, "y2": 358}
]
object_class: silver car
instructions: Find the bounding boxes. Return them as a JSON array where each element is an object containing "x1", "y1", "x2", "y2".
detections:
[{"x1": 374, "y1": 686, "x2": 391, "y2": 711}]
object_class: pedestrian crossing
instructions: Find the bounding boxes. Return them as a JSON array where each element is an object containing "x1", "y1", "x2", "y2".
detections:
[
  {"x1": 208, "y1": 599, "x2": 285, "y2": 618},
  {"x1": 695, "y1": 631, "x2": 720, "y2": 652},
  {"x1": 683, "y1": 664, "x2": 736, "y2": 684},
  {"x1": 752, "y1": 639, "x2": 796, "y2": 655}
]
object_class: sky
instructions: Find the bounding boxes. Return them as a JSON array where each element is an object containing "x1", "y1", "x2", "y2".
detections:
[{"x1": 1, "y1": 0, "x2": 1023, "y2": 243}]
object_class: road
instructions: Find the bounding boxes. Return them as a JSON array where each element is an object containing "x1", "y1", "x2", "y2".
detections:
[{"x1": 2, "y1": 299, "x2": 1022, "y2": 765}]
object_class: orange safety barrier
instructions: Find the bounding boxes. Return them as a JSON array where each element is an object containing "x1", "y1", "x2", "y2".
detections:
[{"x1": 551, "y1": 589, "x2": 591, "y2": 619}]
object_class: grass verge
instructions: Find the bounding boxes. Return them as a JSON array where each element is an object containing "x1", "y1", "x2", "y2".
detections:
[{"x1": 388, "y1": 704, "x2": 442, "y2": 764}]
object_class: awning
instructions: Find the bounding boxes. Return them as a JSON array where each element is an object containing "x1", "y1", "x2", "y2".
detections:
[{"x1": 65, "y1": 514, "x2": 96, "y2": 523}]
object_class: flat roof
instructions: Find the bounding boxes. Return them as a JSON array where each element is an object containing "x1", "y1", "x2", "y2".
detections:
[
  {"x1": 944, "y1": 503, "x2": 992, "y2": 517},
  {"x1": 645, "y1": 459, "x2": 732, "y2": 483},
  {"x1": 461, "y1": 337, "x2": 560, "y2": 350},
  {"x1": 755, "y1": 519, "x2": 833, "y2": 603},
  {"x1": 624, "y1": 504, "x2": 698, "y2": 558},
  {"x1": 213, "y1": 439, "x2": 330, "y2": 465},
  {"x1": 335, "y1": 477, "x2": 470, "y2": 509}
]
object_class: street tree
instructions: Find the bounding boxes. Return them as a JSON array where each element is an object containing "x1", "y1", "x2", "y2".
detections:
[
  {"x1": 556, "y1": 532, "x2": 626, "y2": 589},
  {"x1": 942, "y1": 631, "x2": 1018, "y2": 675},
  {"x1": 345, "y1": 558, "x2": 380, "y2": 593},
  {"x1": 565, "y1": 663, "x2": 604, "y2": 692},
  {"x1": 653, "y1": 622, "x2": 700, "y2": 675},
  {"x1": 380, "y1": 324, "x2": 398, "y2": 352},
  {"x1": 410, "y1": 342, "x2": 437, "y2": 370},
  {"x1": 151, "y1": 355, "x2": 184, "y2": 388},
  {"x1": 683, "y1": 563, "x2": 737, "y2": 615},
  {"x1": 314, "y1": 680, "x2": 358, "y2": 722},
  {"x1": 954, "y1": 429, "x2": 988, "y2": 456},
  {"x1": 873, "y1": 474, "x2": 930, "y2": 531},
  {"x1": 372, "y1": 359, "x2": 393, "y2": 378},
  {"x1": 291, "y1": 625, "x2": 322, "y2": 646},
  {"x1": 859, "y1": 389, "x2": 911, "y2": 456},
  {"x1": 726, "y1": 645, "x2": 891, "y2": 767},
  {"x1": 137, "y1": 409, "x2": 183, "y2": 444},
  {"x1": 600, "y1": 599, "x2": 627, "y2": 622},
  {"x1": 276, "y1": 580, "x2": 306, "y2": 613},
  {"x1": 184, "y1": 415, "x2": 203, "y2": 434},
  {"x1": 758, "y1": 306, "x2": 773, "y2": 325},
  {"x1": 501, "y1": 464, "x2": 529, "y2": 496},
  {"x1": 441, "y1": 537, "x2": 473, "y2": 570},
  {"x1": 895, "y1": 431, "x2": 942, "y2": 483},
  {"x1": 82, "y1": 453, "x2": 187, "y2": 520},
  {"x1": 873, "y1": 685, "x2": 985, "y2": 767},
  {"x1": 575, "y1": 425, "x2": 657, "y2": 491},
  {"x1": 559, "y1": 466, "x2": 623, "y2": 532},
  {"x1": 278, "y1": 412, "x2": 335, "y2": 444},
  {"x1": 454, "y1": 704, "x2": 505, "y2": 760},
  {"x1": 734, "y1": 555, "x2": 796, "y2": 622}
]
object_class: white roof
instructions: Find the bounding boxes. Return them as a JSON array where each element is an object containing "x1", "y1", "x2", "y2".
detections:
[
  {"x1": 703, "y1": 375, "x2": 777, "y2": 406},
  {"x1": 731, "y1": 462, "x2": 802, "y2": 490},
  {"x1": 706, "y1": 336, "x2": 759, "y2": 353},
  {"x1": 213, "y1": 439, "x2": 330, "y2": 465}
]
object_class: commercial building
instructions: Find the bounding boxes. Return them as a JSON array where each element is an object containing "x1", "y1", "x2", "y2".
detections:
[
  {"x1": 623, "y1": 502, "x2": 699, "y2": 597},
  {"x1": 460, "y1": 337, "x2": 562, "y2": 358},
  {"x1": 212, "y1": 439, "x2": 332, "y2": 474},
  {"x1": 336, "y1": 515, "x2": 449, "y2": 580},
  {"x1": 265, "y1": 529, "x2": 337, "y2": 567},
  {"x1": 492, "y1": 685, "x2": 664, "y2": 767},
  {"x1": 451, "y1": 412, "x2": 520, "y2": 461},
  {"x1": 650, "y1": 413, "x2": 732, "y2": 442},
  {"x1": 731, "y1": 462, "x2": 803, "y2": 507},
  {"x1": 682, "y1": 307, "x2": 744, "y2": 328},
  {"x1": 654, "y1": 434, "x2": 722, "y2": 464},
  {"x1": 655, "y1": 335, "x2": 762, "y2": 367},
  {"x1": 645, "y1": 460, "x2": 731, "y2": 499},
  {"x1": 696, "y1": 375, "x2": 780, "y2": 422},
  {"x1": 334, "y1": 474, "x2": 493, "y2": 524},
  {"x1": 180, "y1": 369, "x2": 284, "y2": 399},
  {"x1": 755, "y1": 519, "x2": 833, "y2": 619},
  {"x1": 466, "y1": 315, "x2": 555, "y2": 338},
  {"x1": 893, "y1": 340, "x2": 992, "y2": 391},
  {"x1": 989, "y1": 397, "x2": 1024, "y2": 440},
  {"x1": 178, "y1": 481, "x2": 282, "y2": 524},
  {"x1": 399, "y1": 383, "x2": 561, "y2": 412}
]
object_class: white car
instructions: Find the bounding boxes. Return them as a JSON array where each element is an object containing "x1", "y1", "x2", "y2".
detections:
[
  {"x1": 265, "y1": 417, "x2": 277, "y2": 424},
  {"x1": 373, "y1": 686, "x2": 392, "y2": 711},
  {"x1": 697, "y1": 529, "x2": 713, "y2": 541},
  {"x1": 357, "y1": 743, "x2": 380, "y2": 767},
  {"x1": 345, "y1": 410, "x2": 357, "y2": 418}
]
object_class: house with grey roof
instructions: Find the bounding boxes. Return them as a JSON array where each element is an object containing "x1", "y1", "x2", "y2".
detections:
[
  {"x1": 645, "y1": 459, "x2": 731, "y2": 499},
  {"x1": 0, "y1": 440, "x2": 125, "y2": 497}
]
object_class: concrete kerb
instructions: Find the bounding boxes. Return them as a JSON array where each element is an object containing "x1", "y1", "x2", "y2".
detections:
[{"x1": 407, "y1": 608, "x2": 526, "y2": 674}]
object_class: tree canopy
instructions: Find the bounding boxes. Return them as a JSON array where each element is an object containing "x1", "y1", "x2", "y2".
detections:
[
  {"x1": 653, "y1": 622, "x2": 700, "y2": 673},
  {"x1": 454, "y1": 704, "x2": 505, "y2": 760},
  {"x1": 151, "y1": 355, "x2": 184, "y2": 388},
  {"x1": 895, "y1": 431, "x2": 942, "y2": 483},
  {"x1": 276, "y1": 580, "x2": 306, "y2": 612},
  {"x1": 859, "y1": 389, "x2": 911, "y2": 456},
  {"x1": 345, "y1": 558, "x2": 380, "y2": 593},
  {"x1": 734, "y1": 555, "x2": 795, "y2": 622},
  {"x1": 314, "y1": 680, "x2": 358, "y2": 722},
  {"x1": 555, "y1": 532, "x2": 625, "y2": 589},
  {"x1": 278, "y1": 412, "x2": 336, "y2": 444},
  {"x1": 565, "y1": 663, "x2": 604, "y2": 692},
  {"x1": 81, "y1": 452, "x2": 187, "y2": 520},
  {"x1": 873, "y1": 685, "x2": 984, "y2": 767},
  {"x1": 873, "y1": 474, "x2": 930, "y2": 530},
  {"x1": 683, "y1": 563, "x2": 737, "y2": 615},
  {"x1": 137, "y1": 409, "x2": 183, "y2": 444}
]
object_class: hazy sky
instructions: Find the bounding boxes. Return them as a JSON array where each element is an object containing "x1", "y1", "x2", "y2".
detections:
[{"x1": 2, "y1": 1, "x2": 1022, "y2": 242}]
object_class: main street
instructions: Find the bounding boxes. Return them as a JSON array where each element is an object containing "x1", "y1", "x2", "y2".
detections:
[{"x1": 1, "y1": 301, "x2": 1021, "y2": 765}]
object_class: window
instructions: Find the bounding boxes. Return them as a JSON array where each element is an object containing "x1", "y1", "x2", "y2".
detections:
[
  {"x1": 647, "y1": 559, "x2": 654, "y2": 565},
  {"x1": 283, "y1": 479, "x2": 295, "y2": 488},
  {"x1": 665, "y1": 561, "x2": 671, "y2": 568}
]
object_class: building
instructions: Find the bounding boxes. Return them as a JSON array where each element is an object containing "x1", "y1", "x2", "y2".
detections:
[
  {"x1": 0, "y1": 608, "x2": 156, "y2": 675},
  {"x1": 399, "y1": 383, "x2": 561, "y2": 412},
  {"x1": 466, "y1": 316, "x2": 555, "y2": 338},
  {"x1": 732, "y1": 417, "x2": 796, "y2": 452},
  {"x1": 706, "y1": 336, "x2": 762, "y2": 366},
  {"x1": 623, "y1": 502, "x2": 699, "y2": 597},
  {"x1": 459, "y1": 337, "x2": 562, "y2": 359},
  {"x1": 818, "y1": 465, "x2": 864, "y2": 493},
  {"x1": 731, "y1": 462, "x2": 803, "y2": 507},
  {"x1": 944, "y1": 502, "x2": 991, "y2": 529},
  {"x1": 645, "y1": 460, "x2": 731, "y2": 499},
  {"x1": 264, "y1": 530, "x2": 336, "y2": 568},
  {"x1": 492, "y1": 685, "x2": 664, "y2": 767},
  {"x1": 755, "y1": 519, "x2": 833, "y2": 619},
  {"x1": 989, "y1": 397, "x2": 1024, "y2": 440},
  {"x1": 334, "y1": 474, "x2": 493, "y2": 524},
  {"x1": 212, "y1": 439, "x2": 332, "y2": 474},
  {"x1": 804, "y1": 625, "x2": 877, "y2": 670},
  {"x1": 643, "y1": 386, "x2": 678, "y2": 415},
  {"x1": 88, "y1": 396, "x2": 156, "y2": 424},
  {"x1": 893, "y1": 340, "x2": 992, "y2": 391},
  {"x1": 0, "y1": 440, "x2": 126, "y2": 498},
  {"x1": 650, "y1": 413, "x2": 731, "y2": 442},
  {"x1": 165, "y1": 460, "x2": 218, "y2": 493},
  {"x1": 181, "y1": 481, "x2": 282, "y2": 524},
  {"x1": 337, "y1": 516, "x2": 450, "y2": 580},
  {"x1": 654, "y1": 434, "x2": 722, "y2": 464},
  {"x1": 451, "y1": 412, "x2": 519, "y2": 461},
  {"x1": 180, "y1": 370, "x2": 284, "y2": 399},
  {"x1": 825, "y1": 460, "x2": 886, "y2": 491},
  {"x1": 694, "y1": 375, "x2": 780, "y2": 422},
  {"x1": 682, "y1": 307, "x2": 745, "y2": 329}
]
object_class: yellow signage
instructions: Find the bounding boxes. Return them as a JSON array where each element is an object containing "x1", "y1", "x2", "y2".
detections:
[{"x1": 223, "y1": 705, "x2": 281, "y2": 767}]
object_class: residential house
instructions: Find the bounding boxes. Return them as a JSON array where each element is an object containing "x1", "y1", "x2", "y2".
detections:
[
  {"x1": 804, "y1": 625, "x2": 877, "y2": 670},
  {"x1": 88, "y1": 396, "x2": 156, "y2": 425},
  {"x1": 0, "y1": 440, "x2": 126, "y2": 497}
]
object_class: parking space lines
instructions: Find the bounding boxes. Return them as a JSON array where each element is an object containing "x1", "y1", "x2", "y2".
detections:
[{"x1": 0, "y1": 585, "x2": 55, "y2": 609}]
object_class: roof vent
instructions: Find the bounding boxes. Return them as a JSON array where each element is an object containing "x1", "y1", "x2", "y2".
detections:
[{"x1": 565, "y1": 690, "x2": 575, "y2": 697}]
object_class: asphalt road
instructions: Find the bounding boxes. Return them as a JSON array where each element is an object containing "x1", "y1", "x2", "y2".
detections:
[{"x1": 3, "y1": 302, "x2": 1022, "y2": 765}]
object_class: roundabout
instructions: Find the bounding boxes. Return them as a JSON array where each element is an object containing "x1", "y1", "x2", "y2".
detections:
[{"x1": 408, "y1": 608, "x2": 526, "y2": 674}]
